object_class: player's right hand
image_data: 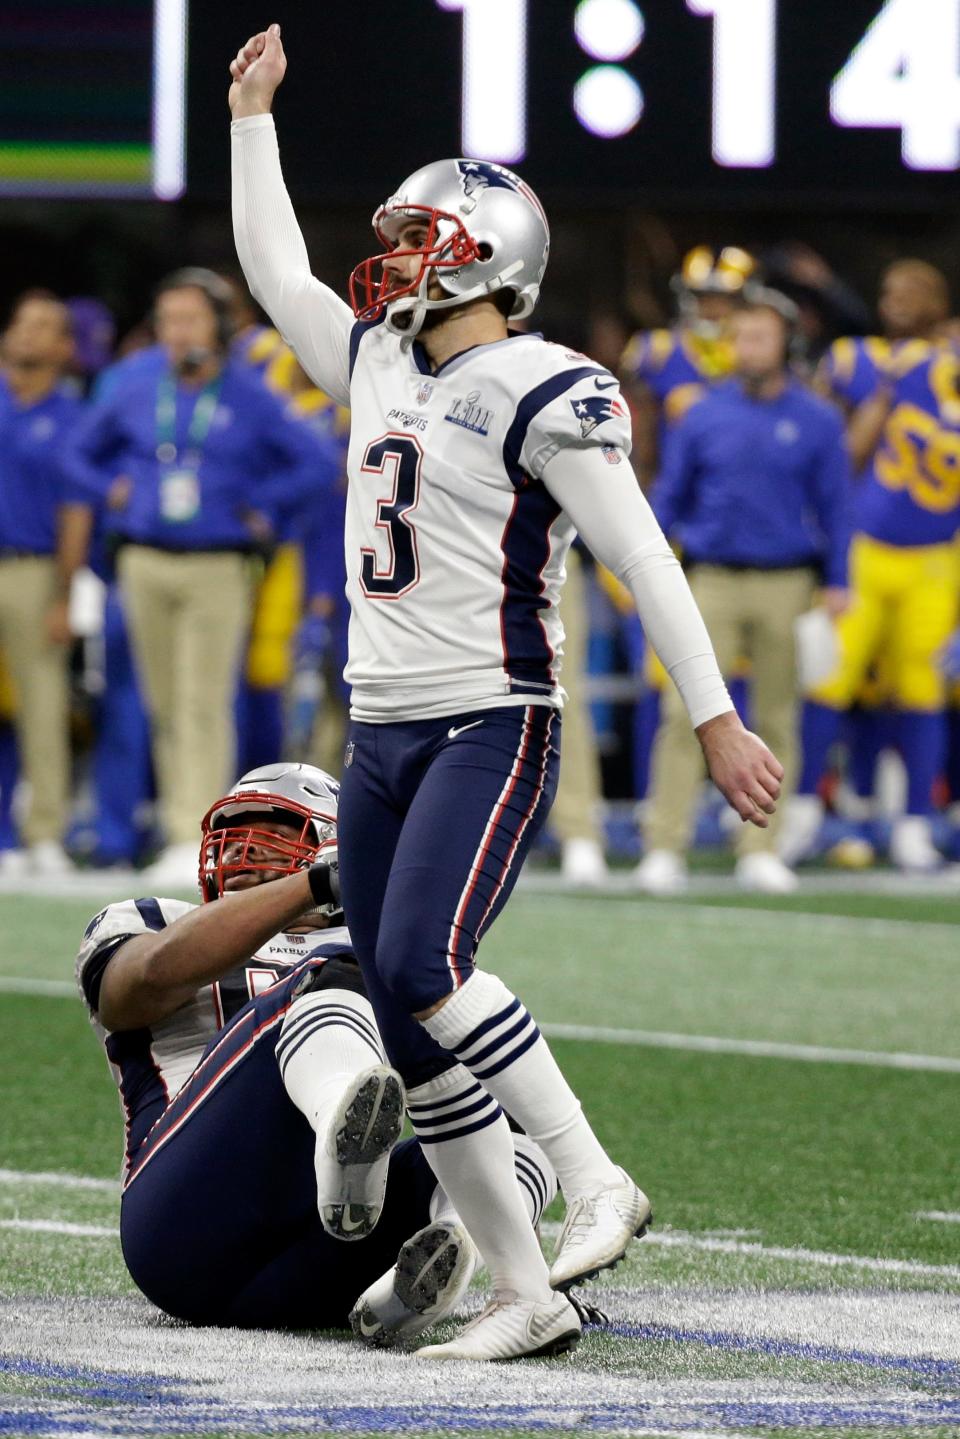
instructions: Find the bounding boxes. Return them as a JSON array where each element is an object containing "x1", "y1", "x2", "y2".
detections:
[
  {"x1": 228, "y1": 23, "x2": 287, "y2": 119},
  {"x1": 695, "y1": 710, "x2": 783, "y2": 828}
]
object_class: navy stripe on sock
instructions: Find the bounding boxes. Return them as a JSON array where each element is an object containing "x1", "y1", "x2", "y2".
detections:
[
  {"x1": 411, "y1": 1106, "x2": 503, "y2": 1145},
  {"x1": 514, "y1": 1152, "x2": 548, "y2": 1213},
  {"x1": 471, "y1": 1024, "x2": 541, "y2": 1080},
  {"x1": 516, "y1": 1172, "x2": 540, "y2": 1218},
  {"x1": 406, "y1": 1093, "x2": 496, "y2": 1130},
  {"x1": 457, "y1": 1010, "x2": 534, "y2": 1070},
  {"x1": 455, "y1": 998, "x2": 522, "y2": 1057},
  {"x1": 277, "y1": 1017, "x2": 383, "y2": 1074},
  {"x1": 406, "y1": 1080, "x2": 483, "y2": 1115},
  {"x1": 277, "y1": 1004, "x2": 381, "y2": 1057},
  {"x1": 286, "y1": 1000, "x2": 381, "y2": 1047},
  {"x1": 276, "y1": 1009, "x2": 382, "y2": 1062}
]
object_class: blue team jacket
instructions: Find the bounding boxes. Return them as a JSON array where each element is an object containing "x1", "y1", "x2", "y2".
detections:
[
  {"x1": 652, "y1": 378, "x2": 851, "y2": 587},
  {"x1": 64, "y1": 357, "x2": 336, "y2": 552},
  {"x1": 0, "y1": 379, "x2": 88, "y2": 554}
]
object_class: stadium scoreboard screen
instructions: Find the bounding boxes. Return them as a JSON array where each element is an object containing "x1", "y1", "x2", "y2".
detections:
[
  {"x1": 5, "y1": 0, "x2": 960, "y2": 205},
  {"x1": 0, "y1": 0, "x2": 185, "y2": 199}
]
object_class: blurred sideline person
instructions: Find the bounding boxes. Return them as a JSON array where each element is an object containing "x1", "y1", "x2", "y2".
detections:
[
  {"x1": 0, "y1": 291, "x2": 93, "y2": 874},
  {"x1": 620, "y1": 245, "x2": 756, "y2": 488},
  {"x1": 638, "y1": 293, "x2": 850, "y2": 895},
  {"x1": 76, "y1": 761, "x2": 557, "y2": 1341},
  {"x1": 789, "y1": 261, "x2": 952, "y2": 866},
  {"x1": 787, "y1": 341, "x2": 960, "y2": 872},
  {"x1": 65, "y1": 268, "x2": 331, "y2": 890},
  {"x1": 231, "y1": 24, "x2": 781, "y2": 1360}
]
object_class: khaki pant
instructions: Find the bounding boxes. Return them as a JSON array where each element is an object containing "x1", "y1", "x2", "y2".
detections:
[
  {"x1": 551, "y1": 548, "x2": 604, "y2": 846},
  {"x1": 118, "y1": 547, "x2": 255, "y2": 845},
  {"x1": 0, "y1": 556, "x2": 70, "y2": 844},
  {"x1": 645, "y1": 565, "x2": 815, "y2": 856}
]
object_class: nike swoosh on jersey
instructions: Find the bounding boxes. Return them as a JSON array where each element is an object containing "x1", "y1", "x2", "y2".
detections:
[
  {"x1": 447, "y1": 720, "x2": 485, "y2": 739},
  {"x1": 594, "y1": 377, "x2": 619, "y2": 390}
]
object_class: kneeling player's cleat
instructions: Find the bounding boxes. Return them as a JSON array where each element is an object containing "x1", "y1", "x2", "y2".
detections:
[
  {"x1": 548, "y1": 1168, "x2": 652, "y2": 1291},
  {"x1": 349, "y1": 1220, "x2": 479, "y2": 1346},
  {"x1": 317, "y1": 1064, "x2": 405, "y2": 1241},
  {"x1": 415, "y1": 1289, "x2": 581, "y2": 1362}
]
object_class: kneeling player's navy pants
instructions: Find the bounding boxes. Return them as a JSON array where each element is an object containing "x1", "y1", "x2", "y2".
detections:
[
  {"x1": 120, "y1": 958, "x2": 437, "y2": 1328},
  {"x1": 338, "y1": 704, "x2": 560, "y2": 1087}
]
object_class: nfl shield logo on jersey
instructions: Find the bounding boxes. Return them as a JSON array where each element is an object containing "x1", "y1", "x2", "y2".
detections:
[{"x1": 416, "y1": 381, "x2": 435, "y2": 406}]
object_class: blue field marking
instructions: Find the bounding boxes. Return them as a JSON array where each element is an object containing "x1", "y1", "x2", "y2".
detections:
[
  {"x1": 602, "y1": 1321, "x2": 960, "y2": 1384},
  {"x1": 3, "y1": 1353, "x2": 960, "y2": 1435}
]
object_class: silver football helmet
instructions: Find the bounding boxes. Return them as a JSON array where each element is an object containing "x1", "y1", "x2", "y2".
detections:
[
  {"x1": 199, "y1": 762, "x2": 340, "y2": 911},
  {"x1": 349, "y1": 158, "x2": 550, "y2": 343}
]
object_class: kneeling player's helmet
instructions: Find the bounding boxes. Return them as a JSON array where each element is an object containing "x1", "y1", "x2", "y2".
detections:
[
  {"x1": 349, "y1": 158, "x2": 550, "y2": 342},
  {"x1": 199, "y1": 762, "x2": 339, "y2": 911}
]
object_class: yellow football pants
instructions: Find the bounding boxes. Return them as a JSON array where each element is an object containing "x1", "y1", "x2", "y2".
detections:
[{"x1": 810, "y1": 535, "x2": 960, "y2": 712}]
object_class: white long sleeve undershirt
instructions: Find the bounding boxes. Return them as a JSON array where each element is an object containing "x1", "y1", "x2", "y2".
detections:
[
  {"x1": 231, "y1": 113, "x2": 353, "y2": 407},
  {"x1": 542, "y1": 447, "x2": 733, "y2": 729}
]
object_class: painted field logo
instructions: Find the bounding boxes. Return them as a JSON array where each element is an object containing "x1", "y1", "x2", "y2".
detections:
[{"x1": 445, "y1": 389, "x2": 494, "y2": 436}]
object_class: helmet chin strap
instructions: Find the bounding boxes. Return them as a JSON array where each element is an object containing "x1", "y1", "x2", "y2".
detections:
[{"x1": 385, "y1": 261, "x2": 526, "y2": 348}]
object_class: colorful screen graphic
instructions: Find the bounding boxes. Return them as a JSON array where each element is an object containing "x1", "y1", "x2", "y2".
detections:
[{"x1": 0, "y1": 0, "x2": 186, "y2": 199}]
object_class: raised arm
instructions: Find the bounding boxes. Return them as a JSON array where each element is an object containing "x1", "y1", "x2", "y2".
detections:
[
  {"x1": 229, "y1": 25, "x2": 353, "y2": 407},
  {"x1": 542, "y1": 446, "x2": 784, "y2": 828},
  {"x1": 95, "y1": 863, "x2": 340, "y2": 1032}
]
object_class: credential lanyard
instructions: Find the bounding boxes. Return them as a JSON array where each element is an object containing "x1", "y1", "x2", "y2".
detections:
[{"x1": 155, "y1": 370, "x2": 223, "y2": 470}]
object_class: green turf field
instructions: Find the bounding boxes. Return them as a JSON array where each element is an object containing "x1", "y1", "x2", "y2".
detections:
[{"x1": 1, "y1": 878, "x2": 958, "y2": 1437}]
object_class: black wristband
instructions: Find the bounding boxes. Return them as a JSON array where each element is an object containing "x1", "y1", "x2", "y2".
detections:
[{"x1": 307, "y1": 860, "x2": 339, "y2": 908}]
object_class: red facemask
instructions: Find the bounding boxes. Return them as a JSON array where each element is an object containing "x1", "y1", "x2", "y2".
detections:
[
  {"x1": 348, "y1": 203, "x2": 482, "y2": 322},
  {"x1": 198, "y1": 792, "x2": 336, "y2": 902}
]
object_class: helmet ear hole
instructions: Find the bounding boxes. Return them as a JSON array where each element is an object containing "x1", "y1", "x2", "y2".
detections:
[{"x1": 477, "y1": 241, "x2": 494, "y2": 261}]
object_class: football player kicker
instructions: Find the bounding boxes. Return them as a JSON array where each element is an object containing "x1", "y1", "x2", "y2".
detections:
[
  {"x1": 230, "y1": 27, "x2": 783, "y2": 1361},
  {"x1": 76, "y1": 763, "x2": 557, "y2": 1344}
]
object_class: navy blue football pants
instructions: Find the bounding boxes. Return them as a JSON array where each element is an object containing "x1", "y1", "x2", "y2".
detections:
[
  {"x1": 120, "y1": 959, "x2": 437, "y2": 1328},
  {"x1": 338, "y1": 704, "x2": 561, "y2": 1087}
]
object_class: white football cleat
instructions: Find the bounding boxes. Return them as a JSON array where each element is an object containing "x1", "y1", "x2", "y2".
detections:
[
  {"x1": 634, "y1": 849, "x2": 687, "y2": 895},
  {"x1": 416, "y1": 1289, "x2": 581, "y2": 1362},
  {"x1": 28, "y1": 841, "x2": 75, "y2": 877},
  {"x1": 560, "y1": 837, "x2": 608, "y2": 887},
  {"x1": 548, "y1": 1168, "x2": 651, "y2": 1291},
  {"x1": 317, "y1": 1064, "x2": 404, "y2": 1241},
  {"x1": 349, "y1": 1220, "x2": 478, "y2": 1346},
  {"x1": 735, "y1": 852, "x2": 799, "y2": 894},
  {"x1": 889, "y1": 815, "x2": 942, "y2": 873},
  {"x1": 777, "y1": 794, "x2": 823, "y2": 867}
]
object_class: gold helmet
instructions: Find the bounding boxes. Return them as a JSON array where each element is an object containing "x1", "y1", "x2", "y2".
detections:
[{"x1": 672, "y1": 247, "x2": 758, "y2": 338}]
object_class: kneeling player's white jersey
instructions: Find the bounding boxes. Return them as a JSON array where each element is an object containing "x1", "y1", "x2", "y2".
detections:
[
  {"x1": 343, "y1": 327, "x2": 631, "y2": 721},
  {"x1": 76, "y1": 896, "x2": 351, "y2": 1175}
]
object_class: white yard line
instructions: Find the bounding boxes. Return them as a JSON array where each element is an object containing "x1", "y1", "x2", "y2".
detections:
[
  {"x1": 0, "y1": 1168, "x2": 115, "y2": 1192},
  {"x1": 518, "y1": 882, "x2": 960, "y2": 942},
  {"x1": 915, "y1": 1210, "x2": 960, "y2": 1223},
  {"x1": 539, "y1": 1220, "x2": 960, "y2": 1277},
  {"x1": 0, "y1": 1218, "x2": 117, "y2": 1238},
  {"x1": 2, "y1": 972, "x2": 958, "y2": 1070},
  {"x1": 0, "y1": 976, "x2": 75, "y2": 997},
  {"x1": 539, "y1": 1021, "x2": 960, "y2": 1072}
]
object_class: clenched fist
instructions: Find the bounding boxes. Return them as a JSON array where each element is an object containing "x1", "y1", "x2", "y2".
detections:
[
  {"x1": 695, "y1": 710, "x2": 784, "y2": 828},
  {"x1": 228, "y1": 23, "x2": 287, "y2": 119}
]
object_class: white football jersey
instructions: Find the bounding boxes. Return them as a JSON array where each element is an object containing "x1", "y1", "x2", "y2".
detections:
[
  {"x1": 76, "y1": 896, "x2": 351, "y2": 1176},
  {"x1": 343, "y1": 328, "x2": 632, "y2": 721}
]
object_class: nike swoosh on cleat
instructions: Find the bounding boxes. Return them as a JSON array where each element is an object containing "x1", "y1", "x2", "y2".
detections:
[
  {"x1": 594, "y1": 377, "x2": 619, "y2": 390},
  {"x1": 340, "y1": 1207, "x2": 371, "y2": 1233},
  {"x1": 447, "y1": 720, "x2": 484, "y2": 739},
  {"x1": 358, "y1": 1313, "x2": 383, "y2": 1339}
]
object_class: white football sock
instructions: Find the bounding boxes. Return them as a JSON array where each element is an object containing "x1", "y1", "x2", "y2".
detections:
[
  {"x1": 276, "y1": 988, "x2": 385, "y2": 1132},
  {"x1": 422, "y1": 971, "x2": 622, "y2": 1198},
  {"x1": 407, "y1": 1065, "x2": 552, "y2": 1302},
  {"x1": 428, "y1": 1133, "x2": 557, "y2": 1230}
]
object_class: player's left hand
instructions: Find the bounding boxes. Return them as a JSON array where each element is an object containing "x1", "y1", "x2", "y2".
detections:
[
  {"x1": 695, "y1": 710, "x2": 783, "y2": 828},
  {"x1": 45, "y1": 597, "x2": 72, "y2": 646}
]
